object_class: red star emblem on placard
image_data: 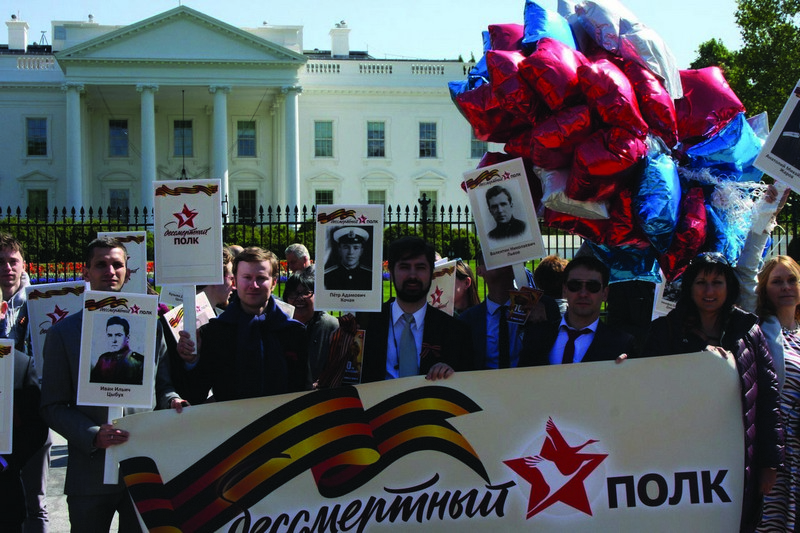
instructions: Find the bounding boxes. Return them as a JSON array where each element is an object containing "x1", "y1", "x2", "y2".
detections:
[
  {"x1": 173, "y1": 204, "x2": 198, "y2": 228},
  {"x1": 504, "y1": 418, "x2": 607, "y2": 519},
  {"x1": 46, "y1": 305, "x2": 69, "y2": 325},
  {"x1": 130, "y1": 305, "x2": 140, "y2": 314},
  {"x1": 357, "y1": 215, "x2": 368, "y2": 224},
  {"x1": 502, "y1": 171, "x2": 512, "y2": 180},
  {"x1": 430, "y1": 286, "x2": 444, "y2": 305}
]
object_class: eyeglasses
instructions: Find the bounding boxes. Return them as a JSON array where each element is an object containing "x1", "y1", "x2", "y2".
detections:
[
  {"x1": 286, "y1": 291, "x2": 313, "y2": 301},
  {"x1": 565, "y1": 279, "x2": 603, "y2": 293}
]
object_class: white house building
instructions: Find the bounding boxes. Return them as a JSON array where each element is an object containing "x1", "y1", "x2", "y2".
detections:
[{"x1": 0, "y1": 6, "x2": 485, "y2": 220}]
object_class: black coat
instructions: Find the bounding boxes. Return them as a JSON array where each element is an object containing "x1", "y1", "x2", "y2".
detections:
[
  {"x1": 356, "y1": 302, "x2": 475, "y2": 383},
  {"x1": 643, "y1": 307, "x2": 783, "y2": 533}
]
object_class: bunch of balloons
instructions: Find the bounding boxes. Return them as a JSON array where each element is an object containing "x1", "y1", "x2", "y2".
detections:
[{"x1": 450, "y1": 0, "x2": 768, "y2": 282}]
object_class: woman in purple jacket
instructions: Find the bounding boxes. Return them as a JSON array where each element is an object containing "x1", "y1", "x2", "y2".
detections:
[{"x1": 643, "y1": 252, "x2": 784, "y2": 533}]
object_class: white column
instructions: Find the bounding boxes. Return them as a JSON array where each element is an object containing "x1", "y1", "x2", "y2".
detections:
[
  {"x1": 63, "y1": 83, "x2": 84, "y2": 211},
  {"x1": 137, "y1": 84, "x2": 158, "y2": 218},
  {"x1": 209, "y1": 85, "x2": 231, "y2": 205},
  {"x1": 282, "y1": 86, "x2": 302, "y2": 209}
]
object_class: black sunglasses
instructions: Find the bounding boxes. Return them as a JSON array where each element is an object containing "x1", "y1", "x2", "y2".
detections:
[{"x1": 565, "y1": 279, "x2": 603, "y2": 293}]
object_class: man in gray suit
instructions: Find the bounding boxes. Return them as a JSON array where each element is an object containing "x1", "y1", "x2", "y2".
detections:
[{"x1": 40, "y1": 237, "x2": 187, "y2": 532}]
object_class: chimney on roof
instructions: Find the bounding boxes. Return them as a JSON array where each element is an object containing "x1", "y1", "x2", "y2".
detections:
[
  {"x1": 330, "y1": 20, "x2": 350, "y2": 59},
  {"x1": 7, "y1": 14, "x2": 29, "y2": 51}
]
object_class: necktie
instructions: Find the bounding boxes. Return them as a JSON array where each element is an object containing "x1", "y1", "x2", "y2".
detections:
[
  {"x1": 398, "y1": 313, "x2": 418, "y2": 377},
  {"x1": 498, "y1": 305, "x2": 510, "y2": 369},
  {"x1": 562, "y1": 328, "x2": 590, "y2": 364}
]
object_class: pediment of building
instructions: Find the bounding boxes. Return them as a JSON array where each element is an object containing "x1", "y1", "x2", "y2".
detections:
[{"x1": 56, "y1": 6, "x2": 306, "y2": 67}]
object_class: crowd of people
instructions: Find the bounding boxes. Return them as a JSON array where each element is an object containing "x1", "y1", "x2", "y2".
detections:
[{"x1": 0, "y1": 209, "x2": 799, "y2": 531}]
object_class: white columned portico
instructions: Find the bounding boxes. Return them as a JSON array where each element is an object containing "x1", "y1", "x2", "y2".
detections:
[
  {"x1": 137, "y1": 84, "x2": 158, "y2": 217},
  {"x1": 63, "y1": 82, "x2": 84, "y2": 210},
  {"x1": 282, "y1": 86, "x2": 302, "y2": 209},
  {"x1": 209, "y1": 85, "x2": 230, "y2": 204}
]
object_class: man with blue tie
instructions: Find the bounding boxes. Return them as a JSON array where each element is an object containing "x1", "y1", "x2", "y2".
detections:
[
  {"x1": 357, "y1": 236, "x2": 474, "y2": 382},
  {"x1": 519, "y1": 255, "x2": 636, "y2": 367}
]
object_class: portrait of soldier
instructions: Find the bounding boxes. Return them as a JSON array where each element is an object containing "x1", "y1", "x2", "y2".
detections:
[
  {"x1": 485, "y1": 185, "x2": 526, "y2": 241},
  {"x1": 324, "y1": 226, "x2": 373, "y2": 291},
  {"x1": 90, "y1": 315, "x2": 144, "y2": 385}
]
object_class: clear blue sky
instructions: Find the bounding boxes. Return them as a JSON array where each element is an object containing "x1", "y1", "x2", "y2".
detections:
[{"x1": 11, "y1": 0, "x2": 741, "y2": 68}]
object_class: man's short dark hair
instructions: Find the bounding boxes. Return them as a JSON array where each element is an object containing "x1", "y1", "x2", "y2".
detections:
[
  {"x1": 0, "y1": 232, "x2": 24, "y2": 258},
  {"x1": 284, "y1": 270, "x2": 315, "y2": 298},
  {"x1": 387, "y1": 236, "x2": 435, "y2": 273},
  {"x1": 85, "y1": 237, "x2": 127, "y2": 266},
  {"x1": 233, "y1": 247, "x2": 279, "y2": 277},
  {"x1": 563, "y1": 255, "x2": 610, "y2": 287},
  {"x1": 485, "y1": 185, "x2": 512, "y2": 206},
  {"x1": 106, "y1": 315, "x2": 130, "y2": 336}
]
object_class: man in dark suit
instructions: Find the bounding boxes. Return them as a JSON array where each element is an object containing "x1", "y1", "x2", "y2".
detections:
[
  {"x1": 40, "y1": 237, "x2": 185, "y2": 532},
  {"x1": 460, "y1": 260, "x2": 560, "y2": 370},
  {"x1": 519, "y1": 255, "x2": 636, "y2": 367},
  {"x1": 357, "y1": 236, "x2": 474, "y2": 382}
]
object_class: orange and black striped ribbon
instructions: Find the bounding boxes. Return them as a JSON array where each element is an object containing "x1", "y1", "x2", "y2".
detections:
[
  {"x1": 85, "y1": 297, "x2": 129, "y2": 311},
  {"x1": 155, "y1": 184, "x2": 219, "y2": 198},
  {"x1": 121, "y1": 386, "x2": 486, "y2": 533},
  {"x1": 28, "y1": 286, "x2": 85, "y2": 300}
]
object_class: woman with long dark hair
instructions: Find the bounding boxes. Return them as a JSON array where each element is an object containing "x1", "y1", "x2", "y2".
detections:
[{"x1": 643, "y1": 252, "x2": 783, "y2": 533}]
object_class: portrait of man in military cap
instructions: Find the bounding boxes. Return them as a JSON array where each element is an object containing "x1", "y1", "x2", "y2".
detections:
[{"x1": 324, "y1": 226, "x2": 373, "y2": 291}]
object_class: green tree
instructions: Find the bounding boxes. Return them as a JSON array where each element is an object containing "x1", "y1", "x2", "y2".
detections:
[
  {"x1": 692, "y1": 1, "x2": 800, "y2": 125},
  {"x1": 735, "y1": 0, "x2": 800, "y2": 124}
]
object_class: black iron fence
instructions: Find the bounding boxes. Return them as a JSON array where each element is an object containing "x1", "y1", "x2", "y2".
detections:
[{"x1": 2, "y1": 197, "x2": 799, "y2": 286}]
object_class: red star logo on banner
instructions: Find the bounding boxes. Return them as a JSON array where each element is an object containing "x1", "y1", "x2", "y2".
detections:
[
  {"x1": 357, "y1": 215, "x2": 368, "y2": 224},
  {"x1": 173, "y1": 204, "x2": 198, "y2": 228},
  {"x1": 504, "y1": 418, "x2": 607, "y2": 519},
  {"x1": 430, "y1": 286, "x2": 444, "y2": 305},
  {"x1": 130, "y1": 305, "x2": 140, "y2": 314},
  {"x1": 46, "y1": 305, "x2": 69, "y2": 325}
]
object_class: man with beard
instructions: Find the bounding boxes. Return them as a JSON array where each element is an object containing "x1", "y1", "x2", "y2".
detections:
[
  {"x1": 356, "y1": 236, "x2": 474, "y2": 382},
  {"x1": 90, "y1": 316, "x2": 145, "y2": 385}
]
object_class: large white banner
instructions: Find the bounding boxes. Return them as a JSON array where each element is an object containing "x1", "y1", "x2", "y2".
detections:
[{"x1": 113, "y1": 352, "x2": 744, "y2": 532}]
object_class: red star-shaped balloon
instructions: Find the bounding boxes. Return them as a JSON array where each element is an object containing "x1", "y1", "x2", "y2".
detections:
[
  {"x1": 504, "y1": 418, "x2": 607, "y2": 519},
  {"x1": 430, "y1": 286, "x2": 444, "y2": 305},
  {"x1": 173, "y1": 204, "x2": 198, "y2": 229},
  {"x1": 46, "y1": 305, "x2": 69, "y2": 325}
]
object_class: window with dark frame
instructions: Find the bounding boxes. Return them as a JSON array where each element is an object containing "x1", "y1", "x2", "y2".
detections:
[
  {"x1": 109, "y1": 189, "x2": 130, "y2": 214},
  {"x1": 174, "y1": 119, "x2": 193, "y2": 157},
  {"x1": 367, "y1": 190, "x2": 386, "y2": 206},
  {"x1": 109, "y1": 119, "x2": 129, "y2": 157},
  {"x1": 419, "y1": 122, "x2": 437, "y2": 158},
  {"x1": 367, "y1": 121, "x2": 385, "y2": 158},
  {"x1": 237, "y1": 120, "x2": 256, "y2": 157},
  {"x1": 237, "y1": 189, "x2": 257, "y2": 222},
  {"x1": 314, "y1": 121, "x2": 333, "y2": 157},
  {"x1": 420, "y1": 190, "x2": 438, "y2": 220},
  {"x1": 315, "y1": 190, "x2": 334, "y2": 205},
  {"x1": 27, "y1": 189, "x2": 48, "y2": 217},
  {"x1": 26, "y1": 118, "x2": 48, "y2": 156},
  {"x1": 470, "y1": 132, "x2": 488, "y2": 159}
]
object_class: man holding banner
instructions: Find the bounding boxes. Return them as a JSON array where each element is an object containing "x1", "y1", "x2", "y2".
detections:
[
  {"x1": 40, "y1": 237, "x2": 185, "y2": 532},
  {"x1": 357, "y1": 236, "x2": 475, "y2": 382},
  {"x1": 176, "y1": 247, "x2": 309, "y2": 401},
  {"x1": 520, "y1": 256, "x2": 637, "y2": 366}
]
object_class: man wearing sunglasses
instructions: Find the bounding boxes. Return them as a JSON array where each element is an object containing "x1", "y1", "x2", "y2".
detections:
[{"x1": 519, "y1": 255, "x2": 637, "y2": 366}]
